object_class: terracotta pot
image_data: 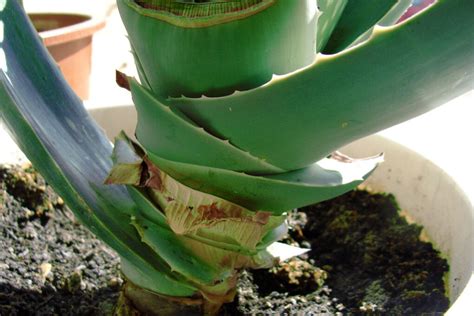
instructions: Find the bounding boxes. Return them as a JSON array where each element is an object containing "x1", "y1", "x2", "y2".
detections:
[{"x1": 29, "y1": 13, "x2": 105, "y2": 100}]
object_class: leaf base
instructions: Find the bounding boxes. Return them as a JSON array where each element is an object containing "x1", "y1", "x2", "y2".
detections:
[{"x1": 115, "y1": 279, "x2": 223, "y2": 316}]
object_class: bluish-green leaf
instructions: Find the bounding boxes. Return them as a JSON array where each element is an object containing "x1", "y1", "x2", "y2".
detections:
[
  {"x1": 147, "y1": 151, "x2": 383, "y2": 213},
  {"x1": 118, "y1": 0, "x2": 317, "y2": 97},
  {"x1": 163, "y1": 0, "x2": 474, "y2": 171},
  {"x1": 316, "y1": 0, "x2": 348, "y2": 52},
  {"x1": 131, "y1": 215, "x2": 230, "y2": 289},
  {"x1": 322, "y1": 0, "x2": 398, "y2": 54},
  {"x1": 130, "y1": 78, "x2": 283, "y2": 174},
  {"x1": 0, "y1": 0, "x2": 196, "y2": 297}
]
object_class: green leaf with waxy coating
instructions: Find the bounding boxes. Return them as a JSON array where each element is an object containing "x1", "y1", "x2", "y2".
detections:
[
  {"x1": 129, "y1": 77, "x2": 283, "y2": 174},
  {"x1": 118, "y1": 0, "x2": 317, "y2": 97},
  {"x1": 146, "y1": 150, "x2": 383, "y2": 213},
  {"x1": 316, "y1": 0, "x2": 348, "y2": 53},
  {"x1": 344, "y1": 0, "x2": 412, "y2": 49},
  {"x1": 3, "y1": 0, "x2": 473, "y2": 305},
  {"x1": 0, "y1": 0, "x2": 196, "y2": 297},
  {"x1": 163, "y1": 0, "x2": 474, "y2": 171},
  {"x1": 108, "y1": 131, "x2": 287, "y2": 255},
  {"x1": 131, "y1": 215, "x2": 235, "y2": 295},
  {"x1": 377, "y1": 0, "x2": 412, "y2": 26},
  {"x1": 129, "y1": 185, "x2": 285, "y2": 257},
  {"x1": 322, "y1": 0, "x2": 398, "y2": 54},
  {"x1": 130, "y1": 213, "x2": 279, "y2": 295}
]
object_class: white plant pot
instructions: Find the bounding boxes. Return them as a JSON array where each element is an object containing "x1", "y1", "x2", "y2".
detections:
[
  {"x1": 1, "y1": 98, "x2": 472, "y2": 314},
  {"x1": 342, "y1": 136, "x2": 473, "y2": 315}
]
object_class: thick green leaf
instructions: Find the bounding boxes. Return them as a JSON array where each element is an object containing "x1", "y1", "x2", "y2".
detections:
[
  {"x1": 147, "y1": 151, "x2": 382, "y2": 213},
  {"x1": 107, "y1": 136, "x2": 285, "y2": 282},
  {"x1": 316, "y1": 0, "x2": 409, "y2": 62},
  {"x1": 378, "y1": 0, "x2": 412, "y2": 26},
  {"x1": 322, "y1": 0, "x2": 398, "y2": 54},
  {"x1": 0, "y1": 0, "x2": 196, "y2": 297},
  {"x1": 130, "y1": 78, "x2": 283, "y2": 174},
  {"x1": 316, "y1": 0, "x2": 347, "y2": 52},
  {"x1": 109, "y1": 132, "x2": 286, "y2": 254},
  {"x1": 347, "y1": 0, "x2": 412, "y2": 49},
  {"x1": 128, "y1": 187, "x2": 169, "y2": 226},
  {"x1": 117, "y1": 0, "x2": 317, "y2": 97},
  {"x1": 128, "y1": 185, "x2": 278, "y2": 257},
  {"x1": 131, "y1": 215, "x2": 231, "y2": 293},
  {"x1": 164, "y1": 0, "x2": 474, "y2": 170}
]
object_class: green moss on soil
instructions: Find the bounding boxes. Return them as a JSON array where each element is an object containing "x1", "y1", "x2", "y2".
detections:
[{"x1": 300, "y1": 189, "x2": 450, "y2": 314}]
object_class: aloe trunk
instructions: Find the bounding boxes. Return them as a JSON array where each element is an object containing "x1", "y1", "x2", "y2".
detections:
[{"x1": 0, "y1": 0, "x2": 472, "y2": 314}]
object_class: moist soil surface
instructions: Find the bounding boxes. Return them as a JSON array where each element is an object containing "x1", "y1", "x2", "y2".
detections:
[{"x1": 1, "y1": 164, "x2": 449, "y2": 315}]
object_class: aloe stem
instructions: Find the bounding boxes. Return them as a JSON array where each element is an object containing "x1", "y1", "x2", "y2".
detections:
[{"x1": 115, "y1": 279, "x2": 221, "y2": 316}]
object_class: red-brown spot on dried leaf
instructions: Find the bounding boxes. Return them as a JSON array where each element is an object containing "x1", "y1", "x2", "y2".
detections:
[
  {"x1": 142, "y1": 156, "x2": 163, "y2": 191},
  {"x1": 219, "y1": 255, "x2": 234, "y2": 269},
  {"x1": 254, "y1": 211, "x2": 272, "y2": 225},
  {"x1": 116, "y1": 70, "x2": 131, "y2": 91},
  {"x1": 197, "y1": 203, "x2": 227, "y2": 221}
]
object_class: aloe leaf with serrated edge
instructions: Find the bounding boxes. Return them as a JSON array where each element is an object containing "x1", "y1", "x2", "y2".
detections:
[
  {"x1": 128, "y1": 186, "x2": 284, "y2": 256},
  {"x1": 163, "y1": 0, "x2": 474, "y2": 171},
  {"x1": 0, "y1": 0, "x2": 196, "y2": 297},
  {"x1": 2, "y1": 0, "x2": 473, "y2": 311},
  {"x1": 106, "y1": 135, "x2": 285, "y2": 291},
  {"x1": 130, "y1": 215, "x2": 234, "y2": 295},
  {"x1": 107, "y1": 131, "x2": 286, "y2": 254},
  {"x1": 146, "y1": 150, "x2": 383, "y2": 213},
  {"x1": 322, "y1": 0, "x2": 399, "y2": 54},
  {"x1": 128, "y1": 77, "x2": 284, "y2": 174},
  {"x1": 108, "y1": 133, "x2": 285, "y2": 257},
  {"x1": 316, "y1": 0, "x2": 348, "y2": 53},
  {"x1": 346, "y1": 0, "x2": 412, "y2": 49},
  {"x1": 118, "y1": 0, "x2": 318, "y2": 97}
]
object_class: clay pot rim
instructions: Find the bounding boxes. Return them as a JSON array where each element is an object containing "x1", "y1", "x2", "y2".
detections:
[{"x1": 29, "y1": 13, "x2": 106, "y2": 47}]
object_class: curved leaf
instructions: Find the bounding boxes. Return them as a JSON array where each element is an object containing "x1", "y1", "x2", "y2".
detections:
[
  {"x1": 128, "y1": 184, "x2": 274, "y2": 258},
  {"x1": 164, "y1": 0, "x2": 474, "y2": 170},
  {"x1": 348, "y1": 0, "x2": 412, "y2": 49},
  {"x1": 117, "y1": 0, "x2": 317, "y2": 97},
  {"x1": 0, "y1": 0, "x2": 196, "y2": 297},
  {"x1": 378, "y1": 0, "x2": 412, "y2": 26},
  {"x1": 146, "y1": 151, "x2": 383, "y2": 213},
  {"x1": 131, "y1": 215, "x2": 232, "y2": 294},
  {"x1": 322, "y1": 0, "x2": 398, "y2": 54},
  {"x1": 316, "y1": 0, "x2": 348, "y2": 52},
  {"x1": 108, "y1": 132, "x2": 286, "y2": 253},
  {"x1": 129, "y1": 78, "x2": 284, "y2": 174}
]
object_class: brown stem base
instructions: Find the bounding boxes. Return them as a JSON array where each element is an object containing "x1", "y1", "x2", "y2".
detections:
[{"x1": 114, "y1": 280, "x2": 224, "y2": 316}]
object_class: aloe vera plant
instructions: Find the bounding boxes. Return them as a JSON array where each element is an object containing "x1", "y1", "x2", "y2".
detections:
[{"x1": 0, "y1": 0, "x2": 473, "y2": 314}]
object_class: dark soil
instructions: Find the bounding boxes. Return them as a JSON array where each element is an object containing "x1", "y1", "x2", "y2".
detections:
[
  {"x1": 1, "y1": 164, "x2": 449, "y2": 315},
  {"x1": 0, "y1": 164, "x2": 121, "y2": 315},
  {"x1": 301, "y1": 190, "x2": 449, "y2": 314},
  {"x1": 225, "y1": 191, "x2": 449, "y2": 315}
]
